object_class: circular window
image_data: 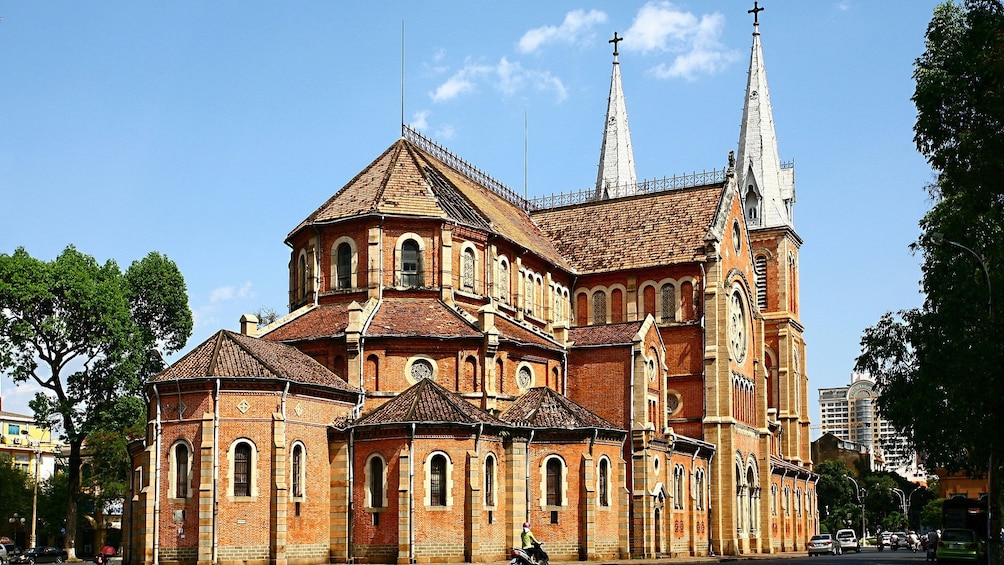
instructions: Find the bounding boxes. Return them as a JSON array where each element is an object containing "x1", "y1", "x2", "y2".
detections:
[
  {"x1": 666, "y1": 392, "x2": 682, "y2": 416},
  {"x1": 410, "y1": 358, "x2": 434, "y2": 382},
  {"x1": 728, "y1": 289, "x2": 747, "y2": 363},
  {"x1": 516, "y1": 365, "x2": 533, "y2": 389},
  {"x1": 732, "y1": 220, "x2": 742, "y2": 253},
  {"x1": 647, "y1": 358, "x2": 656, "y2": 382}
]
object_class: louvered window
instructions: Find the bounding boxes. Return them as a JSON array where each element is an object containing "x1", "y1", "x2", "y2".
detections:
[
  {"x1": 661, "y1": 284, "x2": 676, "y2": 323},
  {"x1": 461, "y1": 248, "x2": 475, "y2": 292},
  {"x1": 755, "y1": 255, "x2": 767, "y2": 310},
  {"x1": 498, "y1": 261, "x2": 510, "y2": 303}
]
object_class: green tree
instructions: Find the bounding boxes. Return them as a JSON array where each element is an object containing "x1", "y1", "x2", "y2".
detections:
[
  {"x1": 0, "y1": 246, "x2": 192, "y2": 558},
  {"x1": 855, "y1": 0, "x2": 1004, "y2": 541},
  {"x1": 921, "y1": 498, "x2": 945, "y2": 531},
  {"x1": 0, "y1": 454, "x2": 33, "y2": 542}
]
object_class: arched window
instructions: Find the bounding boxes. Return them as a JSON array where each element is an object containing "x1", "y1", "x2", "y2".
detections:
[
  {"x1": 485, "y1": 455, "x2": 496, "y2": 507},
  {"x1": 755, "y1": 255, "x2": 768, "y2": 310},
  {"x1": 576, "y1": 293, "x2": 588, "y2": 326},
  {"x1": 368, "y1": 456, "x2": 385, "y2": 508},
  {"x1": 172, "y1": 442, "x2": 190, "y2": 499},
  {"x1": 430, "y1": 454, "x2": 448, "y2": 506},
  {"x1": 336, "y1": 242, "x2": 352, "y2": 289},
  {"x1": 598, "y1": 458, "x2": 610, "y2": 507},
  {"x1": 291, "y1": 444, "x2": 304, "y2": 498},
  {"x1": 681, "y1": 281, "x2": 695, "y2": 320},
  {"x1": 497, "y1": 259, "x2": 510, "y2": 303},
  {"x1": 695, "y1": 469, "x2": 706, "y2": 510},
  {"x1": 745, "y1": 185, "x2": 760, "y2": 227},
  {"x1": 234, "y1": 442, "x2": 252, "y2": 497},
  {"x1": 592, "y1": 290, "x2": 606, "y2": 325},
  {"x1": 461, "y1": 247, "x2": 476, "y2": 292},
  {"x1": 643, "y1": 285, "x2": 656, "y2": 318},
  {"x1": 661, "y1": 284, "x2": 676, "y2": 323},
  {"x1": 401, "y1": 239, "x2": 421, "y2": 287},
  {"x1": 297, "y1": 253, "x2": 308, "y2": 299},
  {"x1": 546, "y1": 458, "x2": 562, "y2": 506},
  {"x1": 673, "y1": 465, "x2": 685, "y2": 509},
  {"x1": 611, "y1": 288, "x2": 624, "y2": 323}
]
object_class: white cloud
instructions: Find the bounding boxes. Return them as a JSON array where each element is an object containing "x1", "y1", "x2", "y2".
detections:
[
  {"x1": 430, "y1": 58, "x2": 567, "y2": 103},
  {"x1": 209, "y1": 281, "x2": 254, "y2": 303},
  {"x1": 410, "y1": 110, "x2": 430, "y2": 130},
  {"x1": 517, "y1": 9, "x2": 608, "y2": 54},
  {"x1": 624, "y1": 1, "x2": 739, "y2": 80}
]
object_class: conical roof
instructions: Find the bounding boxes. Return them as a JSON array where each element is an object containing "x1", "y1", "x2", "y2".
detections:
[
  {"x1": 289, "y1": 136, "x2": 571, "y2": 271},
  {"x1": 501, "y1": 387, "x2": 620, "y2": 430},
  {"x1": 151, "y1": 330, "x2": 353, "y2": 391},
  {"x1": 594, "y1": 38, "x2": 638, "y2": 200},
  {"x1": 354, "y1": 378, "x2": 502, "y2": 426}
]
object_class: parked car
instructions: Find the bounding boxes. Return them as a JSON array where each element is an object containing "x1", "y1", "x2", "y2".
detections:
[
  {"x1": 936, "y1": 528, "x2": 985, "y2": 565},
  {"x1": 836, "y1": 529, "x2": 861, "y2": 552},
  {"x1": 2, "y1": 546, "x2": 21, "y2": 564},
  {"x1": 808, "y1": 534, "x2": 843, "y2": 556},
  {"x1": 0, "y1": 543, "x2": 8, "y2": 565},
  {"x1": 11, "y1": 547, "x2": 67, "y2": 565}
]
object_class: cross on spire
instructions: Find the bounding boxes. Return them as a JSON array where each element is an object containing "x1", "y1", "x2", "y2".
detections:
[
  {"x1": 609, "y1": 32, "x2": 623, "y2": 58},
  {"x1": 748, "y1": 2, "x2": 764, "y2": 25}
]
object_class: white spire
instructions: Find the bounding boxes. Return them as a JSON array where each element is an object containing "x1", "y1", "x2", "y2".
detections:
[
  {"x1": 736, "y1": 7, "x2": 795, "y2": 230},
  {"x1": 595, "y1": 32, "x2": 638, "y2": 200}
]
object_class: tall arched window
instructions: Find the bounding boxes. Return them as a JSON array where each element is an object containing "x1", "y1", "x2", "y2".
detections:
[
  {"x1": 401, "y1": 239, "x2": 421, "y2": 287},
  {"x1": 485, "y1": 455, "x2": 496, "y2": 507},
  {"x1": 755, "y1": 255, "x2": 768, "y2": 310},
  {"x1": 497, "y1": 259, "x2": 510, "y2": 303},
  {"x1": 336, "y1": 242, "x2": 352, "y2": 289},
  {"x1": 369, "y1": 456, "x2": 385, "y2": 508},
  {"x1": 592, "y1": 290, "x2": 606, "y2": 325},
  {"x1": 598, "y1": 458, "x2": 609, "y2": 507},
  {"x1": 681, "y1": 281, "x2": 695, "y2": 320},
  {"x1": 297, "y1": 253, "x2": 308, "y2": 299},
  {"x1": 234, "y1": 442, "x2": 252, "y2": 497},
  {"x1": 430, "y1": 454, "x2": 447, "y2": 506},
  {"x1": 661, "y1": 284, "x2": 676, "y2": 323},
  {"x1": 174, "y1": 443, "x2": 189, "y2": 499},
  {"x1": 291, "y1": 444, "x2": 304, "y2": 498},
  {"x1": 461, "y1": 247, "x2": 476, "y2": 292},
  {"x1": 546, "y1": 458, "x2": 562, "y2": 506}
]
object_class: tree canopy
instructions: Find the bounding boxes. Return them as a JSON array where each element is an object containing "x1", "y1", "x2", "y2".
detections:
[
  {"x1": 855, "y1": 0, "x2": 1004, "y2": 539},
  {"x1": 0, "y1": 245, "x2": 192, "y2": 557}
]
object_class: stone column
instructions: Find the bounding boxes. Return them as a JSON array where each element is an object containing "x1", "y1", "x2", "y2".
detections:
[
  {"x1": 397, "y1": 450, "x2": 412, "y2": 565},
  {"x1": 270, "y1": 413, "x2": 288, "y2": 565},
  {"x1": 579, "y1": 453, "x2": 596, "y2": 560},
  {"x1": 328, "y1": 441, "x2": 351, "y2": 563},
  {"x1": 197, "y1": 412, "x2": 214, "y2": 565},
  {"x1": 465, "y1": 451, "x2": 483, "y2": 562}
]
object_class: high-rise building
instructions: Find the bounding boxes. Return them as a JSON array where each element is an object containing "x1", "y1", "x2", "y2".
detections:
[{"x1": 818, "y1": 374, "x2": 924, "y2": 481}]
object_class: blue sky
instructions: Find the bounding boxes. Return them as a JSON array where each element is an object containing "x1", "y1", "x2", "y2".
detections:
[{"x1": 0, "y1": 1, "x2": 939, "y2": 436}]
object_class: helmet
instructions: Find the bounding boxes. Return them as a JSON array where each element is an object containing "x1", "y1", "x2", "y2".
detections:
[{"x1": 523, "y1": 522, "x2": 530, "y2": 529}]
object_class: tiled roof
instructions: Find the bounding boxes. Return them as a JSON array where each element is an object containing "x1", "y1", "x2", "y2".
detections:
[
  {"x1": 150, "y1": 330, "x2": 353, "y2": 391},
  {"x1": 288, "y1": 138, "x2": 571, "y2": 271},
  {"x1": 0, "y1": 410, "x2": 31, "y2": 420},
  {"x1": 355, "y1": 378, "x2": 501, "y2": 426},
  {"x1": 530, "y1": 184, "x2": 723, "y2": 273},
  {"x1": 569, "y1": 321, "x2": 644, "y2": 347},
  {"x1": 259, "y1": 303, "x2": 350, "y2": 342},
  {"x1": 455, "y1": 303, "x2": 560, "y2": 350},
  {"x1": 366, "y1": 298, "x2": 481, "y2": 338},
  {"x1": 501, "y1": 387, "x2": 621, "y2": 430}
]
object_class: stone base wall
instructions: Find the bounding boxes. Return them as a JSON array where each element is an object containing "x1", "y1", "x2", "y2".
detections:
[
  {"x1": 353, "y1": 543, "x2": 397, "y2": 564},
  {"x1": 412, "y1": 542, "x2": 465, "y2": 563}
]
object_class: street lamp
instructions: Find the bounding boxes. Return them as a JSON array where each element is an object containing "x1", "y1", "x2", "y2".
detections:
[
  {"x1": 844, "y1": 475, "x2": 867, "y2": 539},
  {"x1": 8, "y1": 513, "x2": 25, "y2": 546},
  {"x1": 891, "y1": 488, "x2": 908, "y2": 520},
  {"x1": 21, "y1": 430, "x2": 40, "y2": 549},
  {"x1": 931, "y1": 232, "x2": 995, "y2": 546}
]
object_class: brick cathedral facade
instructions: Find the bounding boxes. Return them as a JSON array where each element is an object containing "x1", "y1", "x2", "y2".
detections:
[{"x1": 126, "y1": 13, "x2": 817, "y2": 565}]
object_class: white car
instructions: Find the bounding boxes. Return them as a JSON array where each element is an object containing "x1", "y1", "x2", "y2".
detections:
[
  {"x1": 835, "y1": 529, "x2": 860, "y2": 553},
  {"x1": 808, "y1": 534, "x2": 842, "y2": 556}
]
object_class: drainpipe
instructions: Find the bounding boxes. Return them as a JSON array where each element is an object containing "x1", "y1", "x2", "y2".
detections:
[
  {"x1": 409, "y1": 423, "x2": 416, "y2": 563},
  {"x1": 213, "y1": 378, "x2": 221, "y2": 564},
  {"x1": 707, "y1": 447, "x2": 716, "y2": 556},
  {"x1": 152, "y1": 385, "x2": 162, "y2": 565},
  {"x1": 348, "y1": 428, "x2": 355, "y2": 560},
  {"x1": 525, "y1": 430, "x2": 535, "y2": 522},
  {"x1": 313, "y1": 225, "x2": 322, "y2": 306},
  {"x1": 281, "y1": 381, "x2": 290, "y2": 418}
]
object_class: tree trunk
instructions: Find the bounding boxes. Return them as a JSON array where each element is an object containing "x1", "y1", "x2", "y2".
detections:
[{"x1": 64, "y1": 440, "x2": 82, "y2": 561}]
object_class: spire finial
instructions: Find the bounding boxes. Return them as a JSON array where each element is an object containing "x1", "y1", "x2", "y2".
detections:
[
  {"x1": 609, "y1": 32, "x2": 623, "y2": 59},
  {"x1": 748, "y1": 2, "x2": 764, "y2": 25}
]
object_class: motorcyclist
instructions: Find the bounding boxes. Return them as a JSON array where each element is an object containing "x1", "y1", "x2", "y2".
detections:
[
  {"x1": 522, "y1": 522, "x2": 541, "y2": 563},
  {"x1": 890, "y1": 533, "x2": 900, "y2": 550}
]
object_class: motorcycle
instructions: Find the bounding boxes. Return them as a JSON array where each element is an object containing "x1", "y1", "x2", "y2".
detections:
[{"x1": 510, "y1": 542, "x2": 548, "y2": 565}]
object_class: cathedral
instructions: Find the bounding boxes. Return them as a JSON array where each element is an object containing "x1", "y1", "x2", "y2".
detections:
[{"x1": 125, "y1": 11, "x2": 817, "y2": 565}]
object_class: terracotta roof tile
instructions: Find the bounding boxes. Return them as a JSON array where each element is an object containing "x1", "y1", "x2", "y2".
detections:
[
  {"x1": 455, "y1": 303, "x2": 560, "y2": 350},
  {"x1": 151, "y1": 330, "x2": 353, "y2": 391},
  {"x1": 501, "y1": 387, "x2": 620, "y2": 430},
  {"x1": 366, "y1": 298, "x2": 481, "y2": 338},
  {"x1": 530, "y1": 185, "x2": 723, "y2": 273},
  {"x1": 288, "y1": 138, "x2": 571, "y2": 271},
  {"x1": 569, "y1": 321, "x2": 644, "y2": 347},
  {"x1": 259, "y1": 303, "x2": 350, "y2": 342},
  {"x1": 355, "y1": 378, "x2": 501, "y2": 425}
]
